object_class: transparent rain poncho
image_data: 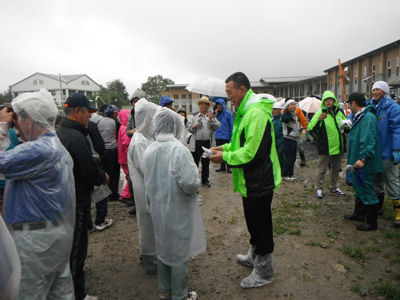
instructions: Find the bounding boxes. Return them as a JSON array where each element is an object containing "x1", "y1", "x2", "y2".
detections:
[
  {"x1": 143, "y1": 108, "x2": 206, "y2": 267},
  {"x1": 0, "y1": 89, "x2": 75, "y2": 299},
  {"x1": 127, "y1": 98, "x2": 160, "y2": 258},
  {"x1": 0, "y1": 216, "x2": 21, "y2": 300}
]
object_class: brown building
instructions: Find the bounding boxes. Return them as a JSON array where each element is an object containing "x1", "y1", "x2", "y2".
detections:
[{"x1": 325, "y1": 39, "x2": 400, "y2": 101}]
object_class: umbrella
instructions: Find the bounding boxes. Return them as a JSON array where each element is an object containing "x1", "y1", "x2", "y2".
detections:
[
  {"x1": 299, "y1": 97, "x2": 322, "y2": 113},
  {"x1": 186, "y1": 77, "x2": 226, "y2": 97}
]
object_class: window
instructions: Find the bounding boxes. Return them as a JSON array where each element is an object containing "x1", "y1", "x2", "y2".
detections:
[
  {"x1": 372, "y1": 64, "x2": 376, "y2": 76},
  {"x1": 387, "y1": 59, "x2": 392, "y2": 78},
  {"x1": 396, "y1": 57, "x2": 399, "y2": 76},
  {"x1": 181, "y1": 94, "x2": 186, "y2": 99},
  {"x1": 173, "y1": 94, "x2": 179, "y2": 100},
  {"x1": 379, "y1": 62, "x2": 382, "y2": 74},
  {"x1": 189, "y1": 93, "x2": 192, "y2": 99},
  {"x1": 363, "y1": 66, "x2": 367, "y2": 78},
  {"x1": 33, "y1": 79, "x2": 37, "y2": 85},
  {"x1": 354, "y1": 70, "x2": 358, "y2": 85},
  {"x1": 337, "y1": 75, "x2": 340, "y2": 87}
]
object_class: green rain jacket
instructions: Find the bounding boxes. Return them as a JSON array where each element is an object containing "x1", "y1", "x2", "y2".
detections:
[
  {"x1": 222, "y1": 89, "x2": 281, "y2": 197},
  {"x1": 348, "y1": 104, "x2": 383, "y2": 174},
  {"x1": 308, "y1": 91, "x2": 347, "y2": 155}
]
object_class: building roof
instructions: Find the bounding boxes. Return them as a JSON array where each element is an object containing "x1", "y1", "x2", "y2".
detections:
[
  {"x1": 324, "y1": 39, "x2": 400, "y2": 72},
  {"x1": 260, "y1": 75, "x2": 325, "y2": 85},
  {"x1": 10, "y1": 72, "x2": 100, "y2": 87}
]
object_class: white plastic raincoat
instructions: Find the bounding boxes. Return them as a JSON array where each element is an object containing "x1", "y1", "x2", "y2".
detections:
[
  {"x1": 143, "y1": 108, "x2": 207, "y2": 267},
  {"x1": 0, "y1": 216, "x2": 20, "y2": 300},
  {"x1": 0, "y1": 89, "x2": 75, "y2": 299},
  {"x1": 127, "y1": 98, "x2": 160, "y2": 256}
]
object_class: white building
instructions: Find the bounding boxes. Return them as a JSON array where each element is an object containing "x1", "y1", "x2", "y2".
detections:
[{"x1": 10, "y1": 72, "x2": 101, "y2": 107}]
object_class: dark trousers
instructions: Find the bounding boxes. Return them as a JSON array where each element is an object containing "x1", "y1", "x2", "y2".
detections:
[
  {"x1": 216, "y1": 139, "x2": 230, "y2": 170},
  {"x1": 70, "y1": 206, "x2": 90, "y2": 300},
  {"x1": 243, "y1": 192, "x2": 274, "y2": 255},
  {"x1": 88, "y1": 197, "x2": 109, "y2": 228},
  {"x1": 282, "y1": 138, "x2": 297, "y2": 177},
  {"x1": 192, "y1": 140, "x2": 210, "y2": 183},
  {"x1": 102, "y1": 149, "x2": 120, "y2": 199}
]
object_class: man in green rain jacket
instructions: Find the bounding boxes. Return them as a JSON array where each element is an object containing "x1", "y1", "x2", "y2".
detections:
[
  {"x1": 308, "y1": 90, "x2": 348, "y2": 199},
  {"x1": 210, "y1": 72, "x2": 281, "y2": 289},
  {"x1": 344, "y1": 92, "x2": 383, "y2": 231}
]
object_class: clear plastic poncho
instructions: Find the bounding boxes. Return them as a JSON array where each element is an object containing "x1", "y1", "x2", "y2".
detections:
[
  {"x1": 0, "y1": 216, "x2": 21, "y2": 300},
  {"x1": 143, "y1": 108, "x2": 206, "y2": 267},
  {"x1": 0, "y1": 89, "x2": 75, "y2": 298},
  {"x1": 127, "y1": 98, "x2": 160, "y2": 256}
]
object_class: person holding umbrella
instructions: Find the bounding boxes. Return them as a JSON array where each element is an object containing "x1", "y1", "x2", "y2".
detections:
[{"x1": 187, "y1": 96, "x2": 220, "y2": 187}]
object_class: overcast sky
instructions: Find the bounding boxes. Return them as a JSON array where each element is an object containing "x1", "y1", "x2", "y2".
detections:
[{"x1": 1, "y1": 0, "x2": 399, "y2": 95}]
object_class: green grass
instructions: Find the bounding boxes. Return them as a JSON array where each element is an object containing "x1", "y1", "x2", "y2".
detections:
[
  {"x1": 375, "y1": 280, "x2": 400, "y2": 300},
  {"x1": 351, "y1": 283, "x2": 361, "y2": 293},
  {"x1": 341, "y1": 245, "x2": 366, "y2": 264},
  {"x1": 326, "y1": 230, "x2": 339, "y2": 238}
]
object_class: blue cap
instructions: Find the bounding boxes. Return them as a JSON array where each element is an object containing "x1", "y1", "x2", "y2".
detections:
[
  {"x1": 159, "y1": 95, "x2": 174, "y2": 107},
  {"x1": 65, "y1": 93, "x2": 97, "y2": 112}
]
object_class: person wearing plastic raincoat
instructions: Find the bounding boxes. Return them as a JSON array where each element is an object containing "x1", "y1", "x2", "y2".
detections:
[
  {"x1": 143, "y1": 107, "x2": 206, "y2": 300},
  {"x1": 0, "y1": 216, "x2": 21, "y2": 300},
  {"x1": 0, "y1": 89, "x2": 76, "y2": 299},
  {"x1": 127, "y1": 98, "x2": 159, "y2": 273}
]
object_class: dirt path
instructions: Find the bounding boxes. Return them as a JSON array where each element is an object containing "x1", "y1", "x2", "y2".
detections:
[{"x1": 85, "y1": 145, "x2": 400, "y2": 300}]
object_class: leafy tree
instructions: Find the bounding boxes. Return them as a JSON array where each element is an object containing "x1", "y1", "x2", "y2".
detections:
[
  {"x1": 107, "y1": 79, "x2": 129, "y2": 101},
  {"x1": 90, "y1": 79, "x2": 130, "y2": 108},
  {"x1": 0, "y1": 88, "x2": 12, "y2": 105},
  {"x1": 141, "y1": 75, "x2": 174, "y2": 103}
]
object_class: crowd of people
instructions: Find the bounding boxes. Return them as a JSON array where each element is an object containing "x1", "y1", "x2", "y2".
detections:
[{"x1": 0, "y1": 73, "x2": 399, "y2": 300}]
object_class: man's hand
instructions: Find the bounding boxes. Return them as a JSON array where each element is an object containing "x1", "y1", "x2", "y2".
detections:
[
  {"x1": 210, "y1": 151, "x2": 224, "y2": 163},
  {"x1": 210, "y1": 146, "x2": 223, "y2": 152},
  {"x1": 318, "y1": 113, "x2": 327, "y2": 121},
  {"x1": 354, "y1": 160, "x2": 365, "y2": 169},
  {"x1": 0, "y1": 108, "x2": 14, "y2": 127},
  {"x1": 207, "y1": 111, "x2": 214, "y2": 122},
  {"x1": 103, "y1": 173, "x2": 110, "y2": 185}
]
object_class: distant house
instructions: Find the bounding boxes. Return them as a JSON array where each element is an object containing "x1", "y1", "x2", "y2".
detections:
[
  {"x1": 324, "y1": 39, "x2": 400, "y2": 101},
  {"x1": 10, "y1": 72, "x2": 101, "y2": 107}
]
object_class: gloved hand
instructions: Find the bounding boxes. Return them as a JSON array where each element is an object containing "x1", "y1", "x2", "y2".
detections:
[{"x1": 393, "y1": 151, "x2": 400, "y2": 165}]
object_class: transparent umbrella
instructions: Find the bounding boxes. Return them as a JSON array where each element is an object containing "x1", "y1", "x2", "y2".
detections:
[
  {"x1": 299, "y1": 97, "x2": 322, "y2": 113},
  {"x1": 186, "y1": 77, "x2": 226, "y2": 97}
]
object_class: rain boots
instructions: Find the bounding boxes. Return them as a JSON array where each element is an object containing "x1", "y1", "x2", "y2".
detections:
[
  {"x1": 356, "y1": 204, "x2": 378, "y2": 231},
  {"x1": 377, "y1": 193, "x2": 385, "y2": 216},
  {"x1": 237, "y1": 245, "x2": 256, "y2": 267},
  {"x1": 299, "y1": 151, "x2": 306, "y2": 167},
  {"x1": 393, "y1": 199, "x2": 400, "y2": 226},
  {"x1": 344, "y1": 198, "x2": 365, "y2": 222},
  {"x1": 240, "y1": 254, "x2": 274, "y2": 289}
]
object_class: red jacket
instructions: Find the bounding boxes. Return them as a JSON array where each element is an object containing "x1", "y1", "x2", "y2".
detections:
[{"x1": 118, "y1": 110, "x2": 132, "y2": 165}]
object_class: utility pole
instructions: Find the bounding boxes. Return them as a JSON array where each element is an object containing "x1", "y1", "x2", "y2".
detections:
[{"x1": 59, "y1": 73, "x2": 63, "y2": 107}]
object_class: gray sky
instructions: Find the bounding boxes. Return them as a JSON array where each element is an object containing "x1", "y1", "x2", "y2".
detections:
[{"x1": 1, "y1": 0, "x2": 399, "y2": 95}]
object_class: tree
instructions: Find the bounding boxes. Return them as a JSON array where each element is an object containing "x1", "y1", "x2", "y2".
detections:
[
  {"x1": 0, "y1": 88, "x2": 12, "y2": 105},
  {"x1": 141, "y1": 75, "x2": 174, "y2": 103},
  {"x1": 91, "y1": 79, "x2": 129, "y2": 108},
  {"x1": 107, "y1": 79, "x2": 129, "y2": 101}
]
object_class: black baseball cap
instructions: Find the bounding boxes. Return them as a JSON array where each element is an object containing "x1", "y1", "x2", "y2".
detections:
[{"x1": 64, "y1": 93, "x2": 98, "y2": 113}]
